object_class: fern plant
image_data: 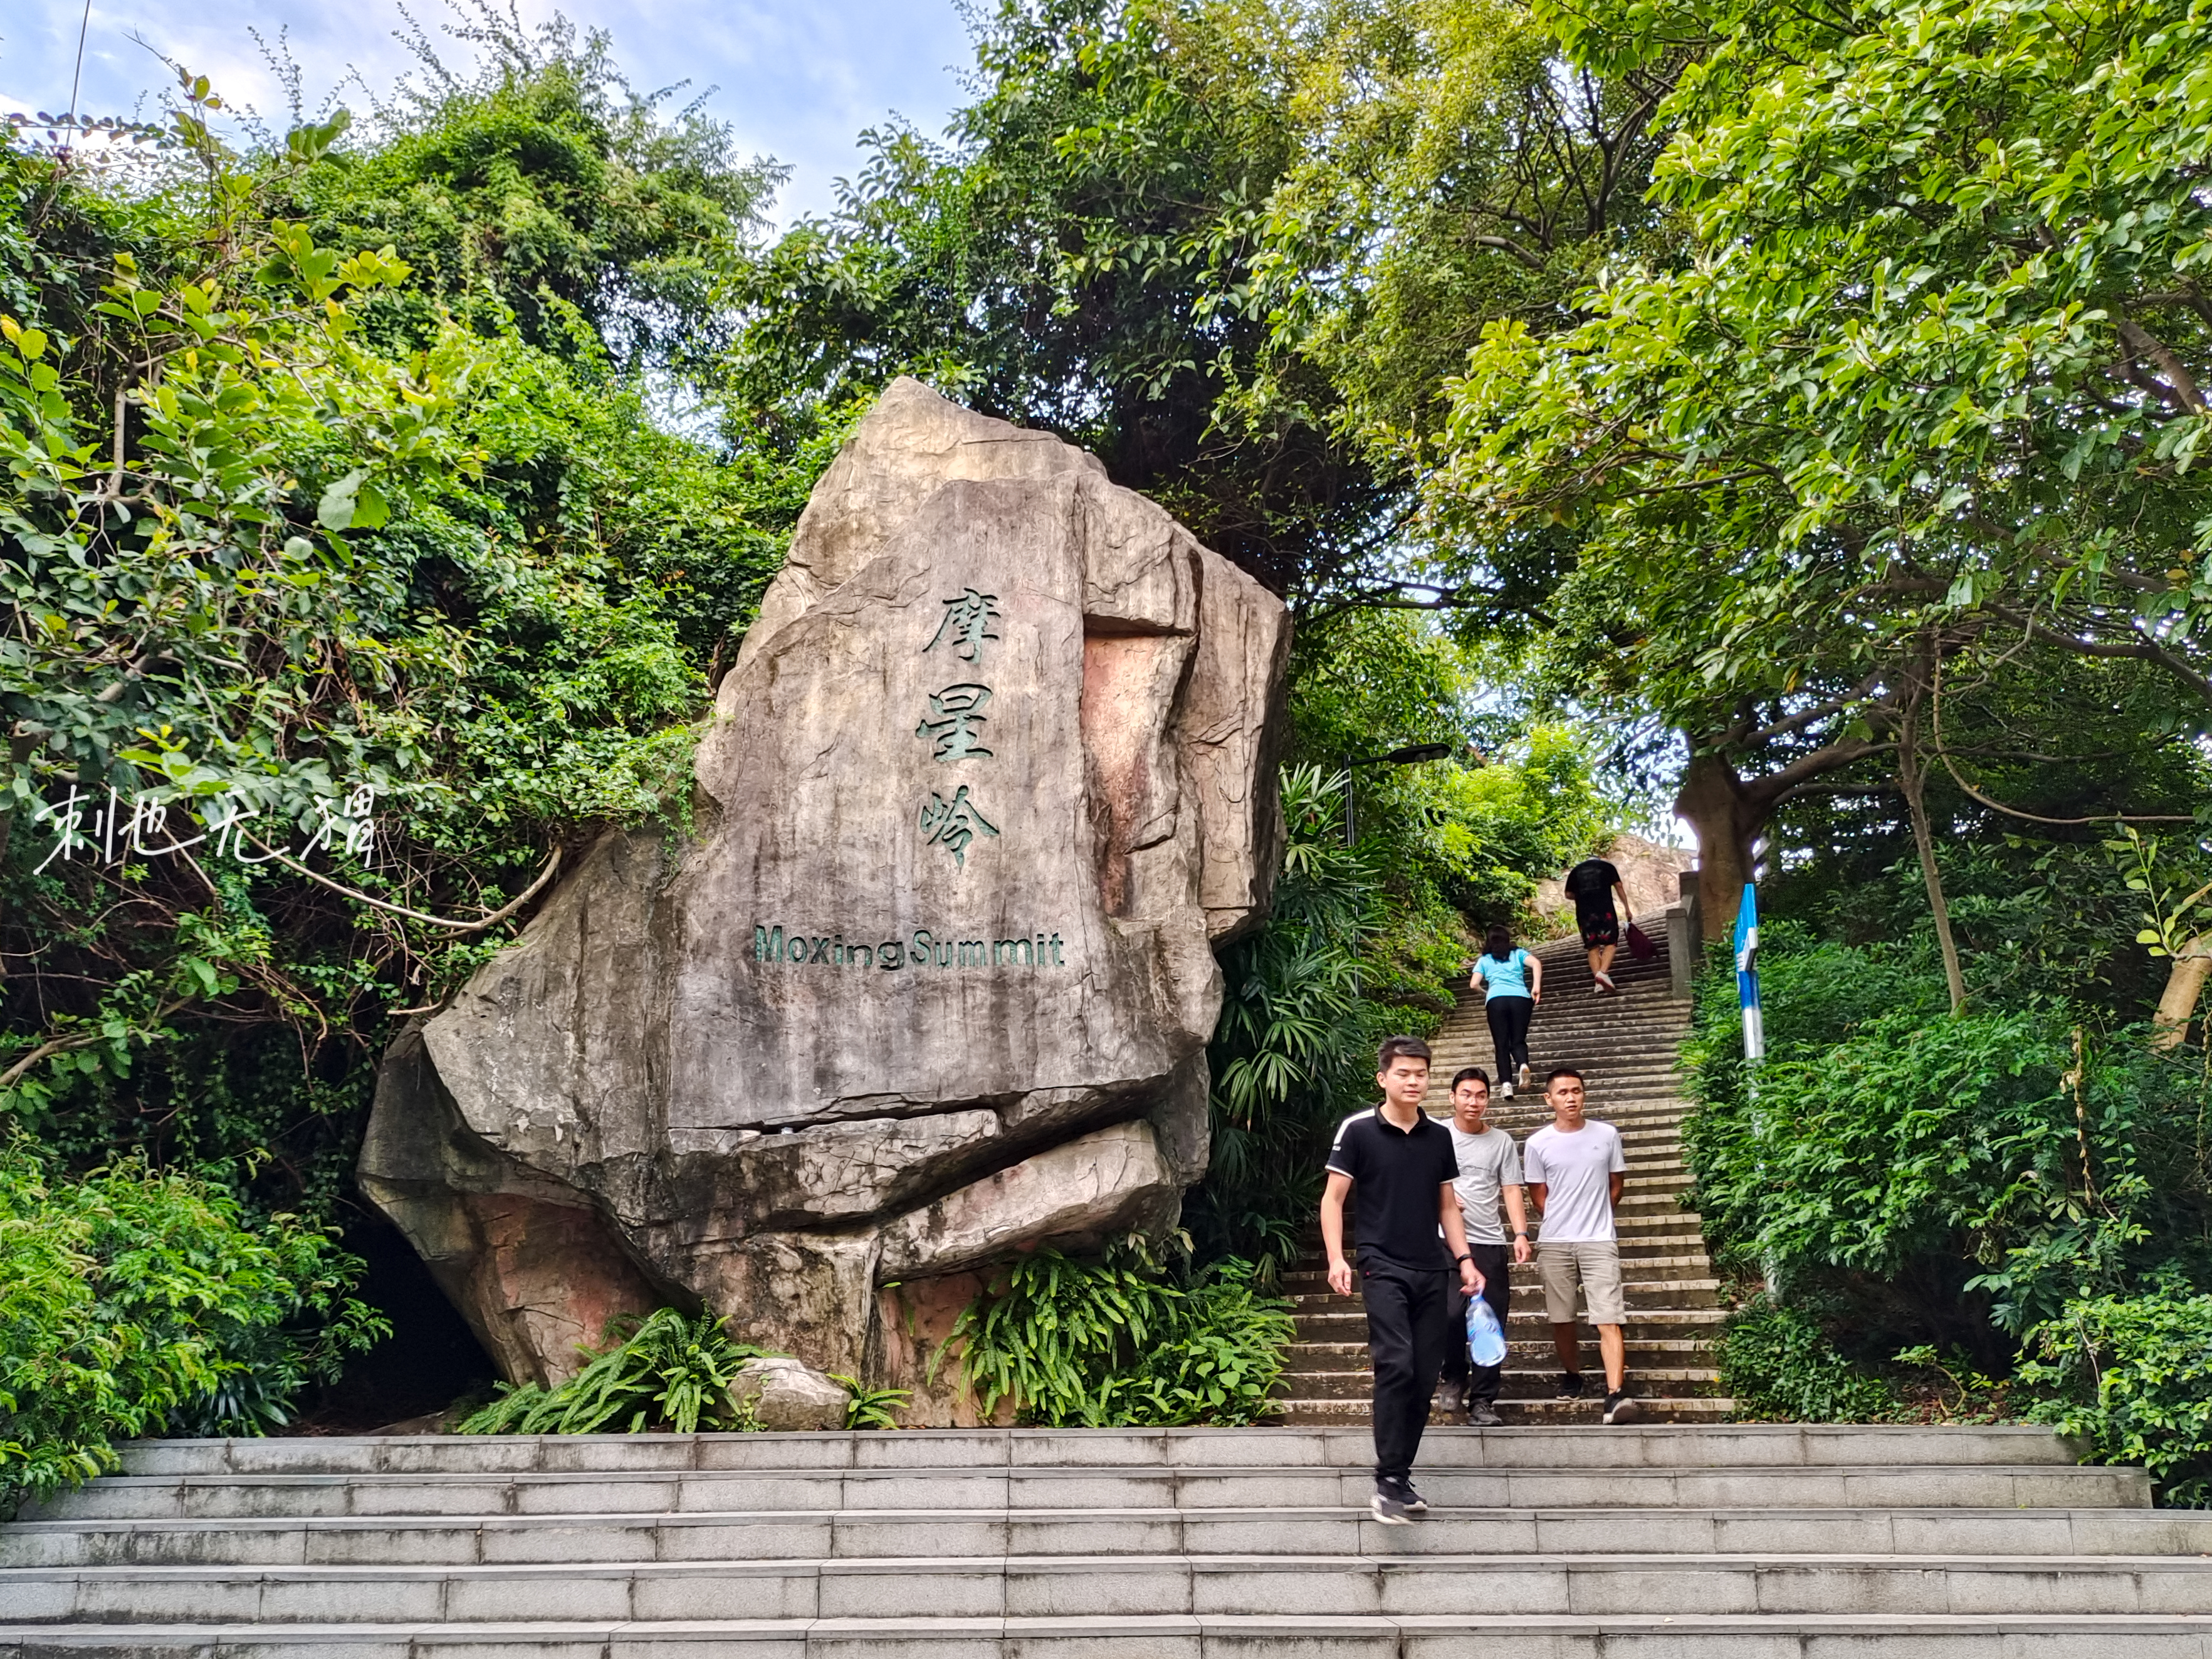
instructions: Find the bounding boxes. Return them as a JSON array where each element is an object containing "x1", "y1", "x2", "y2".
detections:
[
  {"x1": 947, "y1": 1242, "x2": 1294, "y2": 1427},
  {"x1": 458, "y1": 1309, "x2": 765, "y2": 1435},
  {"x1": 830, "y1": 1374, "x2": 911, "y2": 1430}
]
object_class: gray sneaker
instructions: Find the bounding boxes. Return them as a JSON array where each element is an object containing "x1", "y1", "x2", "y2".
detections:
[
  {"x1": 1467, "y1": 1400, "x2": 1504, "y2": 1428},
  {"x1": 1371, "y1": 1486, "x2": 1417, "y2": 1524}
]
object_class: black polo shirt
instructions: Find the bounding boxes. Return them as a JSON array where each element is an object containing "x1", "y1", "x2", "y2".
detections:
[{"x1": 1325, "y1": 1106, "x2": 1459, "y2": 1272}]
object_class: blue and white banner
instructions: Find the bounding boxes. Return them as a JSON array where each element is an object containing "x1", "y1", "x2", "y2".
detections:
[{"x1": 1734, "y1": 881, "x2": 1764, "y2": 1063}]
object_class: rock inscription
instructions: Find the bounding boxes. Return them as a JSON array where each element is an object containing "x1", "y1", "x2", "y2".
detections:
[{"x1": 359, "y1": 379, "x2": 1289, "y2": 1414}]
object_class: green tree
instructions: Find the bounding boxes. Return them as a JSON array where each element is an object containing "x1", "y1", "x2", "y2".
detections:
[
  {"x1": 728, "y1": 0, "x2": 1404, "y2": 604},
  {"x1": 281, "y1": 6, "x2": 781, "y2": 377},
  {"x1": 1435, "y1": 0, "x2": 2212, "y2": 934},
  {"x1": 0, "y1": 56, "x2": 819, "y2": 1215}
]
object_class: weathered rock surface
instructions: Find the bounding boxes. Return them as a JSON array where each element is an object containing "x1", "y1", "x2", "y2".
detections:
[
  {"x1": 731, "y1": 1357, "x2": 850, "y2": 1432},
  {"x1": 359, "y1": 379, "x2": 1290, "y2": 1411}
]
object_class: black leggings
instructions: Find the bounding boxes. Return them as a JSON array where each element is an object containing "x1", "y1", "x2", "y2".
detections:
[{"x1": 1487, "y1": 995, "x2": 1533, "y2": 1085}]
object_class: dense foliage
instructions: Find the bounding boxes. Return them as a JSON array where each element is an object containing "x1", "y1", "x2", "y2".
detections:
[
  {"x1": 1715, "y1": 1299, "x2": 1898, "y2": 1426},
  {"x1": 0, "y1": 1143, "x2": 382, "y2": 1500},
  {"x1": 948, "y1": 1243, "x2": 1296, "y2": 1426},
  {"x1": 1686, "y1": 921, "x2": 2212, "y2": 1502},
  {"x1": 0, "y1": 31, "x2": 818, "y2": 1226}
]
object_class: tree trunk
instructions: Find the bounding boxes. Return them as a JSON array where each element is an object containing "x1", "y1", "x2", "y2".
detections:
[
  {"x1": 2152, "y1": 938, "x2": 2211, "y2": 1052},
  {"x1": 1896, "y1": 693, "x2": 1967, "y2": 1015},
  {"x1": 1674, "y1": 751, "x2": 1758, "y2": 944}
]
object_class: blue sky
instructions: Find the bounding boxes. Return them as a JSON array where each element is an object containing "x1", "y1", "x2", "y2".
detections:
[{"x1": 2, "y1": 0, "x2": 975, "y2": 222}]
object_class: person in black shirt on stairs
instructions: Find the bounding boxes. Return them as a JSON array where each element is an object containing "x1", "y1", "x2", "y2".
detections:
[
  {"x1": 1321, "y1": 1035, "x2": 1485, "y2": 1523},
  {"x1": 1563, "y1": 854, "x2": 1634, "y2": 993}
]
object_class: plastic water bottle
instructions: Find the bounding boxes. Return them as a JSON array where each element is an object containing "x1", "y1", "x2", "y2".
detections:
[{"x1": 1465, "y1": 1293, "x2": 1507, "y2": 1368}]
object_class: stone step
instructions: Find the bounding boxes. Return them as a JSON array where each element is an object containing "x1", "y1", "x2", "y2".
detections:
[
  {"x1": 108, "y1": 1425, "x2": 2094, "y2": 1478},
  {"x1": 1274, "y1": 1395, "x2": 1739, "y2": 1426},
  {"x1": 1434, "y1": 1039, "x2": 1690, "y2": 1059},
  {"x1": 1289, "y1": 1282, "x2": 1721, "y2": 1317},
  {"x1": 19, "y1": 1461, "x2": 2140, "y2": 1536},
  {"x1": 8, "y1": 1501, "x2": 2193, "y2": 1562},
  {"x1": 1277, "y1": 1368, "x2": 1722, "y2": 1401},
  {"x1": 11, "y1": 1548, "x2": 2212, "y2": 1625},
  {"x1": 11, "y1": 1609, "x2": 2212, "y2": 1654},
  {"x1": 1281, "y1": 1247, "x2": 1711, "y2": 1289},
  {"x1": 1284, "y1": 1338, "x2": 1717, "y2": 1373},
  {"x1": 1291, "y1": 1312, "x2": 1732, "y2": 1346}
]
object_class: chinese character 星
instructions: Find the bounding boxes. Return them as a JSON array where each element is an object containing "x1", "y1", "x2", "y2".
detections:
[
  {"x1": 924, "y1": 589, "x2": 1002, "y2": 664},
  {"x1": 918, "y1": 785, "x2": 1000, "y2": 867},
  {"x1": 915, "y1": 683, "x2": 995, "y2": 762}
]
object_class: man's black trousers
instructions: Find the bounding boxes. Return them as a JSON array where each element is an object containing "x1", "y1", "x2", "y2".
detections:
[
  {"x1": 1360, "y1": 1260, "x2": 1453, "y2": 1484},
  {"x1": 1486, "y1": 995, "x2": 1533, "y2": 1087},
  {"x1": 1439, "y1": 1244, "x2": 1512, "y2": 1404}
]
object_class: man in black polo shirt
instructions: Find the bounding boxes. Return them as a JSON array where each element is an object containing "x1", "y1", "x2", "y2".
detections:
[{"x1": 1322, "y1": 1034, "x2": 1485, "y2": 1522}]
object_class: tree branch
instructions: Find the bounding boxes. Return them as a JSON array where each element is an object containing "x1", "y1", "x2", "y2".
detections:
[
  {"x1": 1469, "y1": 233, "x2": 1548, "y2": 273},
  {"x1": 1981, "y1": 604, "x2": 2212, "y2": 703},
  {"x1": 2116, "y1": 317, "x2": 2209, "y2": 417},
  {"x1": 251, "y1": 843, "x2": 565, "y2": 933}
]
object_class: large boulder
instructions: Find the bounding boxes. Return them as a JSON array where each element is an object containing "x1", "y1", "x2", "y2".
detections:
[{"x1": 359, "y1": 380, "x2": 1290, "y2": 1413}]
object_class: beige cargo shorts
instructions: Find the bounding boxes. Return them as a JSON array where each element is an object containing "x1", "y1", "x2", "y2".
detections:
[{"x1": 1536, "y1": 1238, "x2": 1626, "y2": 1325}]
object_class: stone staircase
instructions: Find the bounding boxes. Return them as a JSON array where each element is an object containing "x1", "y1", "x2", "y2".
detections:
[
  {"x1": 1276, "y1": 932, "x2": 1727, "y2": 1425},
  {"x1": 4, "y1": 1426, "x2": 2211, "y2": 1653}
]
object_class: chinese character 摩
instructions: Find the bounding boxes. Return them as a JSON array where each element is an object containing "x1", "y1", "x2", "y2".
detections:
[
  {"x1": 924, "y1": 588, "x2": 1002, "y2": 664},
  {"x1": 918, "y1": 785, "x2": 1000, "y2": 867},
  {"x1": 915, "y1": 683, "x2": 994, "y2": 762}
]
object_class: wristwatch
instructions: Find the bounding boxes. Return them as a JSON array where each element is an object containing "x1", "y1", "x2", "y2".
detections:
[{"x1": 1454, "y1": 1253, "x2": 1472, "y2": 1265}]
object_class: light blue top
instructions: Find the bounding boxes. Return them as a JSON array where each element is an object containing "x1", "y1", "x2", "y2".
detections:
[{"x1": 1474, "y1": 948, "x2": 1533, "y2": 1001}]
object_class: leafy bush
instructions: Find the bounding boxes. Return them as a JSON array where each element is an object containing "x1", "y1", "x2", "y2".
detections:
[
  {"x1": 1685, "y1": 933, "x2": 2209, "y2": 1346},
  {"x1": 831, "y1": 1375, "x2": 912, "y2": 1431},
  {"x1": 0, "y1": 1144, "x2": 384, "y2": 1500},
  {"x1": 950, "y1": 1245, "x2": 1294, "y2": 1427},
  {"x1": 1684, "y1": 924, "x2": 2212, "y2": 1495},
  {"x1": 1717, "y1": 1298, "x2": 1898, "y2": 1423},
  {"x1": 457, "y1": 1309, "x2": 765, "y2": 1435},
  {"x1": 2021, "y1": 1291, "x2": 2212, "y2": 1507}
]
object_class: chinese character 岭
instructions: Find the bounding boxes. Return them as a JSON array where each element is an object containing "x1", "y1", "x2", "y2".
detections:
[
  {"x1": 924, "y1": 589, "x2": 1002, "y2": 664},
  {"x1": 919, "y1": 785, "x2": 1000, "y2": 867},
  {"x1": 916, "y1": 683, "x2": 995, "y2": 761}
]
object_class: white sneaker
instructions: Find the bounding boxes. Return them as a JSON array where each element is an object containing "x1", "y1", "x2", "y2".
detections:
[
  {"x1": 1593, "y1": 970, "x2": 1617, "y2": 992},
  {"x1": 1516, "y1": 1063, "x2": 1531, "y2": 1091},
  {"x1": 1497, "y1": 1081, "x2": 1514, "y2": 1098}
]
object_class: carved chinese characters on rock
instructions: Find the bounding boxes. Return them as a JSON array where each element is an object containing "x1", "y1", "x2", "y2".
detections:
[
  {"x1": 29, "y1": 783, "x2": 379, "y2": 875},
  {"x1": 357, "y1": 377, "x2": 1293, "y2": 1420},
  {"x1": 916, "y1": 587, "x2": 1005, "y2": 866}
]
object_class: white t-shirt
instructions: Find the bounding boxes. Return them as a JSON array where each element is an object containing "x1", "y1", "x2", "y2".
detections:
[
  {"x1": 1523, "y1": 1120, "x2": 1626, "y2": 1243},
  {"x1": 1446, "y1": 1123, "x2": 1523, "y2": 1245}
]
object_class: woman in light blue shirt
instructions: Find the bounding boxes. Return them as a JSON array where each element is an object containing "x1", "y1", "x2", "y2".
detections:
[{"x1": 1470, "y1": 924, "x2": 1541, "y2": 1096}]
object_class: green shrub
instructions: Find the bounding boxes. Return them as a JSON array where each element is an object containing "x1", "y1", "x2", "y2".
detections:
[
  {"x1": 0, "y1": 1144, "x2": 384, "y2": 1501},
  {"x1": 1685, "y1": 939, "x2": 2209, "y2": 1342},
  {"x1": 457, "y1": 1308, "x2": 765, "y2": 1435},
  {"x1": 829, "y1": 1376, "x2": 912, "y2": 1431},
  {"x1": 950, "y1": 1245, "x2": 1295, "y2": 1427},
  {"x1": 1717, "y1": 1297, "x2": 1899, "y2": 1423},
  {"x1": 2020, "y1": 1291, "x2": 2212, "y2": 1507}
]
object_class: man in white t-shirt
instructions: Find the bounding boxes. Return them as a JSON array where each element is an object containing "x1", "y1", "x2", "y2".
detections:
[
  {"x1": 1523, "y1": 1066, "x2": 1639, "y2": 1425},
  {"x1": 1436, "y1": 1066, "x2": 1531, "y2": 1427}
]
